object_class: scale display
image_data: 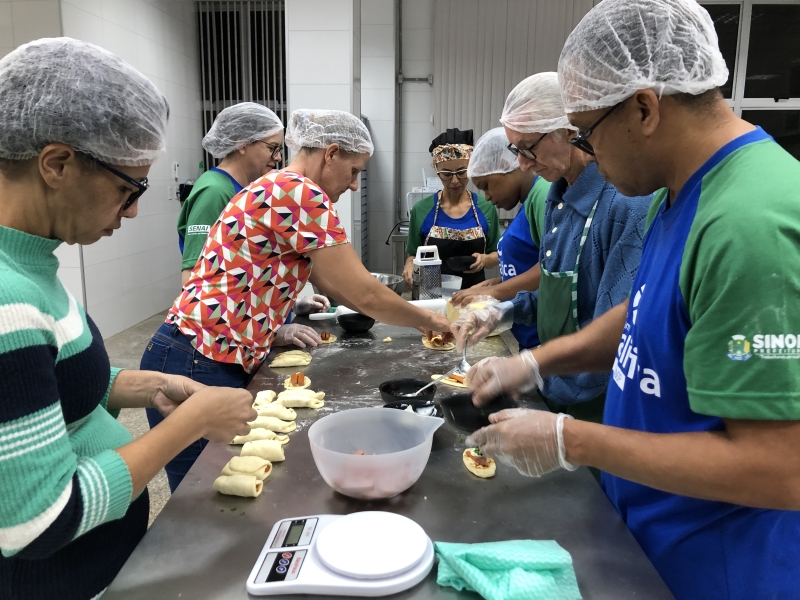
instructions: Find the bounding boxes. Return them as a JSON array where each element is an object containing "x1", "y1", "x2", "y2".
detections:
[{"x1": 246, "y1": 512, "x2": 434, "y2": 597}]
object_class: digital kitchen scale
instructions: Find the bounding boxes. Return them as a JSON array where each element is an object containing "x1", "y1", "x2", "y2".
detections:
[{"x1": 246, "y1": 512, "x2": 434, "y2": 597}]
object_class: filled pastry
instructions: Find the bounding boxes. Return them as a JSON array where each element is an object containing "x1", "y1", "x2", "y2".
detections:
[
  {"x1": 213, "y1": 474, "x2": 263, "y2": 497},
  {"x1": 241, "y1": 439, "x2": 285, "y2": 462}
]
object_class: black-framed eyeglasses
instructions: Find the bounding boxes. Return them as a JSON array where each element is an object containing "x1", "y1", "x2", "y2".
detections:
[
  {"x1": 260, "y1": 141, "x2": 283, "y2": 160},
  {"x1": 568, "y1": 102, "x2": 623, "y2": 156},
  {"x1": 436, "y1": 168, "x2": 469, "y2": 181},
  {"x1": 87, "y1": 156, "x2": 148, "y2": 210},
  {"x1": 507, "y1": 132, "x2": 548, "y2": 161}
]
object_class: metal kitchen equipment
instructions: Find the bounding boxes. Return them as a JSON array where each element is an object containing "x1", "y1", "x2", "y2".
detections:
[{"x1": 413, "y1": 246, "x2": 442, "y2": 300}]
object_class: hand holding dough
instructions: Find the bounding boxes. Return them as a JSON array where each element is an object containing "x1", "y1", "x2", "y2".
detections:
[
  {"x1": 277, "y1": 389, "x2": 325, "y2": 408},
  {"x1": 249, "y1": 416, "x2": 296, "y2": 433},
  {"x1": 213, "y1": 474, "x2": 263, "y2": 497},
  {"x1": 222, "y1": 456, "x2": 272, "y2": 480},
  {"x1": 231, "y1": 428, "x2": 289, "y2": 445},
  {"x1": 256, "y1": 403, "x2": 296, "y2": 421},
  {"x1": 242, "y1": 439, "x2": 285, "y2": 462},
  {"x1": 254, "y1": 390, "x2": 276, "y2": 408},
  {"x1": 269, "y1": 350, "x2": 312, "y2": 368}
]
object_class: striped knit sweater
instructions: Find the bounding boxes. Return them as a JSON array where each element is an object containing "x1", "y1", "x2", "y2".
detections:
[{"x1": 0, "y1": 225, "x2": 148, "y2": 600}]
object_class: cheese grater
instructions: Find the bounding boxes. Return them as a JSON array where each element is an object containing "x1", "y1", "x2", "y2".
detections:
[{"x1": 413, "y1": 246, "x2": 442, "y2": 300}]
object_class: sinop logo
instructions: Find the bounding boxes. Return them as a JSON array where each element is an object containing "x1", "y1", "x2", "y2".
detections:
[{"x1": 727, "y1": 335, "x2": 752, "y2": 361}]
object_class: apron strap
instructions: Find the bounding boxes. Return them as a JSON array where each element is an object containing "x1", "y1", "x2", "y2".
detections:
[
  {"x1": 425, "y1": 192, "x2": 487, "y2": 254},
  {"x1": 540, "y1": 197, "x2": 601, "y2": 331}
]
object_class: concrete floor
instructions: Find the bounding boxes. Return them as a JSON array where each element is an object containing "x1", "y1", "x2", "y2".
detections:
[{"x1": 105, "y1": 311, "x2": 171, "y2": 527}]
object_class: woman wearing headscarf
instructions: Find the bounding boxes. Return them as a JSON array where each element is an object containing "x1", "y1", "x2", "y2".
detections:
[
  {"x1": 0, "y1": 38, "x2": 255, "y2": 600},
  {"x1": 403, "y1": 128, "x2": 501, "y2": 290},
  {"x1": 452, "y1": 128, "x2": 550, "y2": 349},
  {"x1": 142, "y1": 109, "x2": 452, "y2": 491},
  {"x1": 452, "y1": 73, "x2": 653, "y2": 424},
  {"x1": 179, "y1": 102, "x2": 286, "y2": 286}
]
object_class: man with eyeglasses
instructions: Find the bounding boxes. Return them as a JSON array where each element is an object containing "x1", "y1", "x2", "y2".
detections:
[
  {"x1": 178, "y1": 102, "x2": 285, "y2": 286},
  {"x1": 404, "y1": 128, "x2": 501, "y2": 291},
  {"x1": 461, "y1": 1, "x2": 800, "y2": 598},
  {"x1": 452, "y1": 72, "x2": 652, "y2": 432}
]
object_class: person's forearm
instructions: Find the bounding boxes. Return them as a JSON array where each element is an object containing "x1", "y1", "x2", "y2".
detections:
[
  {"x1": 116, "y1": 402, "x2": 206, "y2": 497},
  {"x1": 534, "y1": 301, "x2": 627, "y2": 376},
  {"x1": 484, "y1": 252, "x2": 499, "y2": 269},
  {"x1": 490, "y1": 265, "x2": 540, "y2": 300},
  {"x1": 564, "y1": 418, "x2": 800, "y2": 510},
  {"x1": 181, "y1": 269, "x2": 192, "y2": 286},
  {"x1": 107, "y1": 370, "x2": 165, "y2": 410}
]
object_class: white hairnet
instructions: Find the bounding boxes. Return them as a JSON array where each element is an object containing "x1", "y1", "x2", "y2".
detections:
[
  {"x1": 558, "y1": 0, "x2": 729, "y2": 113},
  {"x1": 202, "y1": 102, "x2": 284, "y2": 158},
  {"x1": 285, "y1": 109, "x2": 374, "y2": 155},
  {"x1": 467, "y1": 128, "x2": 519, "y2": 178},
  {"x1": 0, "y1": 37, "x2": 168, "y2": 167},
  {"x1": 500, "y1": 72, "x2": 577, "y2": 134}
]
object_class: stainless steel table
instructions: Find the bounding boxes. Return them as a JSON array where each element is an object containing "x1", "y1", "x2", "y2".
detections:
[{"x1": 106, "y1": 322, "x2": 672, "y2": 600}]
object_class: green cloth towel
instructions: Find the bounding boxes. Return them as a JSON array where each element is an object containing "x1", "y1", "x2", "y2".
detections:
[{"x1": 434, "y1": 540, "x2": 582, "y2": 600}]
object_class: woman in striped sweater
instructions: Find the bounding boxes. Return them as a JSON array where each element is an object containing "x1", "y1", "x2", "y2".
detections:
[{"x1": 0, "y1": 38, "x2": 256, "y2": 599}]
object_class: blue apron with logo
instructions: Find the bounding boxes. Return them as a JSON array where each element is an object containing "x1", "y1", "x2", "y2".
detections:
[
  {"x1": 498, "y1": 198, "x2": 539, "y2": 349},
  {"x1": 602, "y1": 128, "x2": 800, "y2": 599}
]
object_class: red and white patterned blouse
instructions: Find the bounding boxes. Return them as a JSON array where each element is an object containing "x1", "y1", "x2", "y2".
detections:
[{"x1": 167, "y1": 171, "x2": 348, "y2": 373}]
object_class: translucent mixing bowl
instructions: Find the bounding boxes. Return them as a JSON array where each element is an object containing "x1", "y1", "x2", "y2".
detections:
[{"x1": 308, "y1": 408, "x2": 443, "y2": 500}]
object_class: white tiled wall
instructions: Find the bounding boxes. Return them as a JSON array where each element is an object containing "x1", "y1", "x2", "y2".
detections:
[
  {"x1": 286, "y1": 0, "x2": 361, "y2": 244},
  {"x1": 361, "y1": 0, "x2": 396, "y2": 273}
]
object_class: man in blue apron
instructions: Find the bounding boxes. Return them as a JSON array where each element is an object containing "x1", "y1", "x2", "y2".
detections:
[
  {"x1": 456, "y1": 127, "x2": 549, "y2": 349},
  {"x1": 463, "y1": 1, "x2": 800, "y2": 598}
]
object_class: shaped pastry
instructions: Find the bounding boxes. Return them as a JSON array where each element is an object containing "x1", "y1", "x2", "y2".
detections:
[
  {"x1": 222, "y1": 456, "x2": 272, "y2": 480},
  {"x1": 256, "y1": 403, "x2": 297, "y2": 420},
  {"x1": 248, "y1": 416, "x2": 296, "y2": 433},
  {"x1": 277, "y1": 389, "x2": 325, "y2": 408},
  {"x1": 213, "y1": 474, "x2": 263, "y2": 497},
  {"x1": 241, "y1": 439, "x2": 285, "y2": 462},
  {"x1": 269, "y1": 350, "x2": 312, "y2": 368},
  {"x1": 254, "y1": 390, "x2": 276, "y2": 408},
  {"x1": 230, "y1": 428, "x2": 289, "y2": 445}
]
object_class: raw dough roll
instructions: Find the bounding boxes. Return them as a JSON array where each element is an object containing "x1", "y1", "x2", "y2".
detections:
[
  {"x1": 230, "y1": 428, "x2": 289, "y2": 445},
  {"x1": 277, "y1": 389, "x2": 325, "y2": 408},
  {"x1": 269, "y1": 350, "x2": 312, "y2": 368},
  {"x1": 254, "y1": 390, "x2": 276, "y2": 408},
  {"x1": 222, "y1": 456, "x2": 273, "y2": 480},
  {"x1": 213, "y1": 474, "x2": 263, "y2": 497},
  {"x1": 256, "y1": 403, "x2": 297, "y2": 420},
  {"x1": 241, "y1": 439, "x2": 285, "y2": 462},
  {"x1": 249, "y1": 416, "x2": 296, "y2": 432},
  {"x1": 462, "y1": 448, "x2": 496, "y2": 478}
]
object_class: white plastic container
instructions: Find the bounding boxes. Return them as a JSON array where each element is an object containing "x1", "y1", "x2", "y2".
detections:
[{"x1": 308, "y1": 408, "x2": 443, "y2": 500}]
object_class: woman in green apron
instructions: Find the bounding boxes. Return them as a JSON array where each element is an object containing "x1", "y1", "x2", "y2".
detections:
[
  {"x1": 403, "y1": 129, "x2": 500, "y2": 290},
  {"x1": 451, "y1": 72, "x2": 652, "y2": 424}
]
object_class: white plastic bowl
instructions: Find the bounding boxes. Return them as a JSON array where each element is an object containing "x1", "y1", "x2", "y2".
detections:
[{"x1": 308, "y1": 408, "x2": 443, "y2": 500}]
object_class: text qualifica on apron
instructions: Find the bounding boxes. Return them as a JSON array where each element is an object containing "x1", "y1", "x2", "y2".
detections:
[
  {"x1": 537, "y1": 198, "x2": 600, "y2": 344},
  {"x1": 424, "y1": 191, "x2": 487, "y2": 289}
]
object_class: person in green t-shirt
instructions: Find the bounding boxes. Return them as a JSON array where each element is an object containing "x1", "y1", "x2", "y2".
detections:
[{"x1": 178, "y1": 102, "x2": 284, "y2": 285}]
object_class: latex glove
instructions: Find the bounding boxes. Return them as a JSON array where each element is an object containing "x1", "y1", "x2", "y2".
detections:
[
  {"x1": 294, "y1": 294, "x2": 330, "y2": 315},
  {"x1": 464, "y1": 252, "x2": 487, "y2": 274},
  {"x1": 467, "y1": 350, "x2": 544, "y2": 406},
  {"x1": 451, "y1": 285, "x2": 499, "y2": 308},
  {"x1": 467, "y1": 408, "x2": 577, "y2": 478},
  {"x1": 451, "y1": 300, "x2": 515, "y2": 351},
  {"x1": 151, "y1": 374, "x2": 206, "y2": 418},
  {"x1": 273, "y1": 323, "x2": 322, "y2": 348}
]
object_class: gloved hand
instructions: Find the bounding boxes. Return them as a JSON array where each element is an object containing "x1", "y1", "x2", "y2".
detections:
[
  {"x1": 294, "y1": 294, "x2": 331, "y2": 315},
  {"x1": 466, "y1": 350, "x2": 544, "y2": 406},
  {"x1": 466, "y1": 408, "x2": 577, "y2": 478},
  {"x1": 273, "y1": 323, "x2": 322, "y2": 348},
  {"x1": 451, "y1": 300, "x2": 515, "y2": 351}
]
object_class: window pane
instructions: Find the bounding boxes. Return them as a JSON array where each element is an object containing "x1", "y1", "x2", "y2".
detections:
[
  {"x1": 745, "y1": 4, "x2": 800, "y2": 99},
  {"x1": 742, "y1": 110, "x2": 800, "y2": 160},
  {"x1": 701, "y1": 4, "x2": 740, "y2": 99}
]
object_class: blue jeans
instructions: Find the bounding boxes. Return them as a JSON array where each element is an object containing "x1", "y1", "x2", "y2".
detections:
[{"x1": 140, "y1": 323, "x2": 255, "y2": 492}]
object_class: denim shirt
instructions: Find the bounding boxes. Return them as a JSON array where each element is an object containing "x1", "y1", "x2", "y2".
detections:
[{"x1": 512, "y1": 162, "x2": 653, "y2": 405}]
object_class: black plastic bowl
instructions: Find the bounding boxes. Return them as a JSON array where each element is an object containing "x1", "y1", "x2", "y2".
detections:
[
  {"x1": 382, "y1": 400, "x2": 443, "y2": 418},
  {"x1": 439, "y1": 392, "x2": 518, "y2": 433},
  {"x1": 379, "y1": 378, "x2": 437, "y2": 403},
  {"x1": 446, "y1": 255, "x2": 475, "y2": 272},
  {"x1": 337, "y1": 312, "x2": 375, "y2": 333}
]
